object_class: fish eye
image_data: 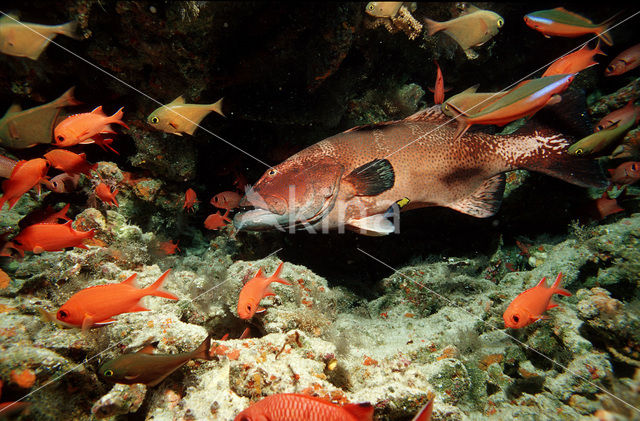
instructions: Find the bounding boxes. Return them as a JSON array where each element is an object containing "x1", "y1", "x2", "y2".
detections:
[
  {"x1": 367, "y1": 4, "x2": 374, "y2": 11},
  {"x1": 268, "y1": 169, "x2": 277, "y2": 176},
  {"x1": 512, "y1": 315, "x2": 519, "y2": 323},
  {"x1": 443, "y1": 104, "x2": 449, "y2": 111},
  {"x1": 103, "y1": 369, "x2": 114, "y2": 377},
  {"x1": 596, "y1": 125, "x2": 604, "y2": 131},
  {"x1": 575, "y1": 148, "x2": 584, "y2": 156},
  {"x1": 606, "y1": 66, "x2": 613, "y2": 73},
  {"x1": 632, "y1": 164, "x2": 638, "y2": 171},
  {"x1": 151, "y1": 116, "x2": 159, "y2": 124},
  {"x1": 57, "y1": 310, "x2": 68, "y2": 319},
  {"x1": 57, "y1": 135, "x2": 64, "y2": 142},
  {"x1": 497, "y1": 19, "x2": 504, "y2": 28}
]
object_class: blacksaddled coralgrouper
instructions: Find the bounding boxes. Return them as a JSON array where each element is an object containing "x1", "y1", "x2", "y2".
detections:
[{"x1": 234, "y1": 106, "x2": 607, "y2": 236}]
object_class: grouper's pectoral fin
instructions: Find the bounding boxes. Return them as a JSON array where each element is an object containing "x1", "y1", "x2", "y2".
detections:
[
  {"x1": 447, "y1": 174, "x2": 505, "y2": 218},
  {"x1": 343, "y1": 159, "x2": 395, "y2": 196},
  {"x1": 348, "y1": 214, "x2": 396, "y2": 236}
]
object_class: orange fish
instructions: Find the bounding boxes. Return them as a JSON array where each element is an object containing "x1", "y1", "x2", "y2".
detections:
[
  {"x1": 95, "y1": 183, "x2": 119, "y2": 207},
  {"x1": 44, "y1": 149, "x2": 97, "y2": 176},
  {"x1": 0, "y1": 158, "x2": 51, "y2": 210},
  {"x1": 237, "y1": 262, "x2": 291, "y2": 319},
  {"x1": 53, "y1": 106, "x2": 129, "y2": 147},
  {"x1": 429, "y1": 60, "x2": 448, "y2": 105},
  {"x1": 605, "y1": 43, "x2": 640, "y2": 76},
  {"x1": 49, "y1": 172, "x2": 81, "y2": 193},
  {"x1": 54, "y1": 270, "x2": 178, "y2": 330},
  {"x1": 595, "y1": 101, "x2": 640, "y2": 132},
  {"x1": 8, "y1": 221, "x2": 95, "y2": 256},
  {"x1": 233, "y1": 393, "x2": 374, "y2": 421},
  {"x1": 157, "y1": 240, "x2": 180, "y2": 255},
  {"x1": 19, "y1": 203, "x2": 71, "y2": 229},
  {"x1": 183, "y1": 188, "x2": 198, "y2": 211},
  {"x1": 608, "y1": 161, "x2": 640, "y2": 185},
  {"x1": 204, "y1": 209, "x2": 231, "y2": 230},
  {"x1": 503, "y1": 273, "x2": 571, "y2": 329},
  {"x1": 542, "y1": 41, "x2": 606, "y2": 77},
  {"x1": 524, "y1": 8, "x2": 614, "y2": 46},
  {"x1": 92, "y1": 133, "x2": 119, "y2": 155},
  {"x1": 210, "y1": 191, "x2": 241, "y2": 210},
  {"x1": 443, "y1": 74, "x2": 574, "y2": 140}
]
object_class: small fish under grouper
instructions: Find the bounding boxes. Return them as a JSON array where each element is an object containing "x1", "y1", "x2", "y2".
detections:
[
  {"x1": 234, "y1": 106, "x2": 607, "y2": 236},
  {"x1": 99, "y1": 334, "x2": 213, "y2": 387}
]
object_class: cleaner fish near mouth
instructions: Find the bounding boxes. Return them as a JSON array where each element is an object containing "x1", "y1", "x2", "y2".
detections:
[{"x1": 234, "y1": 106, "x2": 607, "y2": 236}]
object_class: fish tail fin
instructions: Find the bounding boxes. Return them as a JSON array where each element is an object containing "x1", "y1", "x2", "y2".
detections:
[
  {"x1": 57, "y1": 20, "x2": 81, "y2": 40},
  {"x1": 55, "y1": 87, "x2": 82, "y2": 108},
  {"x1": 593, "y1": 40, "x2": 607, "y2": 57},
  {"x1": 109, "y1": 107, "x2": 130, "y2": 129},
  {"x1": 270, "y1": 262, "x2": 291, "y2": 285},
  {"x1": 423, "y1": 17, "x2": 443, "y2": 36},
  {"x1": 509, "y1": 128, "x2": 608, "y2": 188},
  {"x1": 144, "y1": 269, "x2": 178, "y2": 300},
  {"x1": 192, "y1": 334, "x2": 214, "y2": 361},
  {"x1": 550, "y1": 272, "x2": 572, "y2": 296},
  {"x1": 596, "y1": 12, "x2": 620, "y2": 47},
  {"x1": 209, "y1": 98, "x2": 225, "y2": 117}
]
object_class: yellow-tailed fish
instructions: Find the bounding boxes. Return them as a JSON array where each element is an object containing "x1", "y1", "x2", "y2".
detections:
[
  {"x1": 147, "y1": 96, "x2": 224, "y2": 136},
  {"x1": 424, "y1": 7, "x2": 504, "y2": 59},
  {"x1": 0, "y1": 87, "x2": 80, "y2": 149},
  {"x1": 99, "y1": 334, "x2": 213, "y2": 387},
  {"x1": 441, "y1": 85, "x2": 508, "y2": 118},
  {"x1": 569, "y1": 118, "x2": 637, "y2": 156},
  {"x1": 365, "y1": 2, "x2": 403, "y2": 18},
  {"x1": 0, "y1": 13, "x2": 80, "y2": 60},
  {"x1": 445, "y1": 74, "x2": 574, "y2": 140}
]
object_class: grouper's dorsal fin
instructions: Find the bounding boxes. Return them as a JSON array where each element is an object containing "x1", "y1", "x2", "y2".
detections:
[
  {"x1": 343, "y1": 120, "x2": 400, "y2": 133},
  {"x1": 403, "y1": 105, "x2": 451, "y2": 124},
  {"x1": 447, "y1": 174, "x2": 505, "y2": 218}
]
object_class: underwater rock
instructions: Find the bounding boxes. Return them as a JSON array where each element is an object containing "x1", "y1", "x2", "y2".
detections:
[{"x1": 91, "y1": 383, "x2": 146, "y2": 419}]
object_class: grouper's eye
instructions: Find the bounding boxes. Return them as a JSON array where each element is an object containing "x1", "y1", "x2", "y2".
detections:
[
  {"x1": 57, "y1": 310, "x2": 69, "y2": 319},
  {"x1": 103, "y1": 369, "x2": 114, "y2": 377},
  {"x1": 150, "y1": 116, "x2": 159, "y2": 124}
]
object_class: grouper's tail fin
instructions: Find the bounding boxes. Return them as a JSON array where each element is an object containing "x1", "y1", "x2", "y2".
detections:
[{"x1": 507, "y1": 127, "x2": 608, "y2": 188}]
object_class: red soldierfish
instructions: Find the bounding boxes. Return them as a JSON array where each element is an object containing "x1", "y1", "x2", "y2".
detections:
[
  {"x1": 0, "y1": 158, "x2": 51, "y2": 210},
  {"x1": 237, "y1": 262, "x2": 291, "y2": 319},
  {"x1": 608, "y1": 161, "x2": 640, "y2": 185},
  {"x1": 524, "y1": 8, "x2": 614, "y2": 46},
  {"x1": 95, "y1": 183, "x2": 119, "y2": 207},
  {"x1": 211, "y1": 191, "x2": 241, "y2": 210},
  {"x1": 542, "y1": 41, "x2": 606, "y2": 77},
  {"x1": 204, "y1": 210, "x2": 231, "y2": 230},
  {"x1": 594, "y1": 101, "x2": 640, "y2": 132},
  {"x1": 605, "y1": 43, "x2": 640, "y2": 76},
  {"x1": 233, "y1": 393, "x2": 375, "y2": 421},
  {"x1": 443, "y1": 74, "x2": 575, "y2": 140},
  {"x1": 234, "y1": 106, "x2": 606, "y2": 235},
  {"x1": 44, "y1": 149, "x2": 97, "y2": 176},
  {"x1": 503, "y1": 273, "x2": 571, "y2": 329},
  {"x1": 183, "y1": 188, "x2": 198, "y2": 211},
  {"x1": 8, "y1": 221, "x2": 95, "y2": 256},
  {"x1": 55, "y1": 270, "x2": 178, "y2": 330},
  {"x1": 53, "y1": 106, "x2": 129, "y2": 147},
  {"x1": 429, "y1": 60, "x2": 447, "y2": 105}
]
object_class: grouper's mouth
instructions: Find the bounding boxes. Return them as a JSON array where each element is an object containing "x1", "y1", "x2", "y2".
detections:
[{"x1": 233, "y1": 184, "x2": 341, "y2": 232}]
